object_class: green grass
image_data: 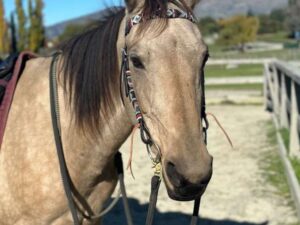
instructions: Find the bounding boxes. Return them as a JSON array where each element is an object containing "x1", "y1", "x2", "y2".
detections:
[
  {"x1": 205, "y1": 64, "x2": 264, "y2": 77},
  {"x1": 290, "y1": 157, "x2": 300, "y2": 184},
  {"x1": 207, "y1": 44, "x2": 300, "y2": 61},
  {"x1": 278, "y1": 128, "x2": 300, "y2": 187},
  {"x1": 280, "y1": 128, "x2": 290, "y2": 151},
  {"x1": 208, "y1": 99, "x2": 263, "y2": 106},
  {"x1": 264, "y1": 121, "x2": 300, "y2": 216},
  {"x1": 209, "y1": 48, "x2": 300, "y2": 60},
  {"x1": 260, "y1": 122, "x2": 292, "y2": 198},
  {"x1": 257, "y1": 32, "x2": 293, "y2": 43},
  {"x1": 206, "y1": 83, "x2": 263, "y2": 91}
]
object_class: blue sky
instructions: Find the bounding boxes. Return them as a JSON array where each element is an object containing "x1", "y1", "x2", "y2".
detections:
[{"x1": 3, "y1": 0, "x2": 124, "y2": 26}]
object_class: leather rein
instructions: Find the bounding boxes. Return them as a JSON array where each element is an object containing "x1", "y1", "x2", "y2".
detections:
[{"x1": 49, "y1": 5, "x2": 208, "y2": 225}]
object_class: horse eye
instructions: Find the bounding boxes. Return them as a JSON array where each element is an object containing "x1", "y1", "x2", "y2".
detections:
[{"x1": 130, "y1": 56, "x2": 145, "y2": 69}]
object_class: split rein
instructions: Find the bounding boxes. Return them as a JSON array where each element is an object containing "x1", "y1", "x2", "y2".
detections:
[{"x1": 49, "y1": 6, "x2": 208, "y2": 225}]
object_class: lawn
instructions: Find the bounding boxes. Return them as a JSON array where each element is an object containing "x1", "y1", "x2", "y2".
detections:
[
  {"x1": 206, "y1": 83, "x2": 263, "y2": 90},
  {"x1": 290, "y1": 158, "x2": 300, "y2": 184},
  {"x1": 279, "y1": 128, "x2": 300, "y2": 185},
  {"x1": 256, "y1": 32, "x2": 293, "y2": 43},
  {"x1": 280, "y1": 128, "x2": 290, "y2": 151},
  {"x1": 208, "y1": 48, "x2": 300, "y2": 61},
  {"x1": 261, "y1": 122, "x2": 292, "y2": 200},
  {"x1": 205, "y1": 64, "x2": 264, "y2": 77}
]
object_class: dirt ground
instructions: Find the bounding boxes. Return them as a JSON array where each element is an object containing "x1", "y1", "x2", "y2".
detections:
[{"x1": 103, "y1": 105, "x2": 299, "y2": 225}]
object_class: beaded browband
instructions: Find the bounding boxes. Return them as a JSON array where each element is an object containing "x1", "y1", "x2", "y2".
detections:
[{"x1": 125, "y1": 8, "x2": 196, "y2": 36}]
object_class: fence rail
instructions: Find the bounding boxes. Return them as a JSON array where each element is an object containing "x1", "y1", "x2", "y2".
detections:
[{"x1": 264, "y1": 60, "x2": 300, "y2": 156}]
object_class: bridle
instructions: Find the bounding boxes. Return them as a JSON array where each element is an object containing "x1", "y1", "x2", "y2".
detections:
[
  {"x1": 49, "y1": 3, "x2": 209, "y2": 225},
  {"x1": 121, "y1": 4, "x2": 209, "y2": 161},
  {"x1": 120, "y1": 6, "x2": 207, "y2": 161},
  {"x1": 120, "y1": 4, "x2": 209, "y2": 225}
]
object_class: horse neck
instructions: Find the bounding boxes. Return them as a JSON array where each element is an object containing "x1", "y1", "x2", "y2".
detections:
[
  {"x1": 59, "y1": 94, "x2": 132, "y2": 188},
  {"x1": 58, "y1": 25, "x2": 134, "y2": 184}
]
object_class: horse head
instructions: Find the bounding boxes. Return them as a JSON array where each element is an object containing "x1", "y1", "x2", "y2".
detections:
[{"x1": 122, "y1": 0, "x2": 213, "y2": 201}]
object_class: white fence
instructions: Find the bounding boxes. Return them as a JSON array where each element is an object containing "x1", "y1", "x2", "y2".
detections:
[{"x1": 264, "y1": 60, "x2": 300, "y2": 156}]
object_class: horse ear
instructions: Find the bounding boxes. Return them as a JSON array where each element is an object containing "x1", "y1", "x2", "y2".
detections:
[{"x1": 124, "y1": 0, "x2": 138, "y2": 13}]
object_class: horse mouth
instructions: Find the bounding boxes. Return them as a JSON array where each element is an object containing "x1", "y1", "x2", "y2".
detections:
[{"x1": 166, "y1": 184, "x2": 207, "y2": 201}]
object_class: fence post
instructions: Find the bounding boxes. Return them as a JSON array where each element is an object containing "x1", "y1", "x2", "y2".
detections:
[
  {"x1": 280, "y1": 75, "x2": 289, "y2": 129},
  {"x1": 272, "y1": 65, "x2": 280, "y2": 117},
  {"x1": 289, "y1": 81, "x2": 300, "y2": 158},
  {"x1": 264, "y1": 63, "x2": 270, "y2": 110}
]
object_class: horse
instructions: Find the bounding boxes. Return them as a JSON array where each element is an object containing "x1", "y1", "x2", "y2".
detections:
[{"x1": 0, "y1": 0, "x2": 213, "y2": 224}]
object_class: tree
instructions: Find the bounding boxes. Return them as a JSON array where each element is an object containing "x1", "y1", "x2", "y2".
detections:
[
  {"x1": 35, "y1": 0, "x2": 44, "y2": 48},
  {"x1": 270, "y1": 9, "x2": 286, "y2": 23},
  {"x1": 217, "y1": 15, "x2": 259, "y2": 52},
  {"x1": 197, "y1": 17, "x2": 220, "y2": 36},
  {"x1": 28, "y1": 0, "x2": 45, "y2": 52},
  {"x1": 258, "y1": 15, "x2": 283, "y2": 34},
  {"x1": 28, "y1": 0, "x2": 34, "y2": 50},
  {"x1": 247, "y1": 9, "x2": 254, "y2": 17},
  {"x1": 286, "y1": 0, "x2": 300, "y2": 37},
  {"x1": 15, "y1": 0, "x2": 27, "y2": 51},
  {"x1": 0, "y1": 0, "x2": 8, "y2": 54},
  {"x1": 258, "y1": 9, "x2": 287, "y2": 34},
  {"x1": 10, "y1": 12, "x2": 17, "y2": 53}
]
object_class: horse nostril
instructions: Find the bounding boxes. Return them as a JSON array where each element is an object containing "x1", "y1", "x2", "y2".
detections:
[{"x1": 166, "y1": 161, "x2": 186, "y2": 188}]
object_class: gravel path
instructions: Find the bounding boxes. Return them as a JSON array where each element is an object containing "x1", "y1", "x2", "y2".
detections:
[{"x1": 103, "y1": 105, "x2": 298, "y2": 225}]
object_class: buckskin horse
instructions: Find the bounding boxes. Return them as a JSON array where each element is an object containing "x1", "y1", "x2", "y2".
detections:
[{"x1": 0, "y1": 0, "x2": 213, "y2": 224}]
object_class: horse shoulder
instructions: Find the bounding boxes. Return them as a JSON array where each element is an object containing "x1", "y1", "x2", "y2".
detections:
[{"x1": 0, "y1": 57, "x2": 67, "y2": 224}]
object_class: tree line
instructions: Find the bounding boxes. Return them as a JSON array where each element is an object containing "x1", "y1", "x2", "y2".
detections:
[
  {"x1": 198, "y1": 0, "x2": 300, "y2": 51},
  {"x1": 0, "y1": 0, "x2": 45, "y2": 56}
]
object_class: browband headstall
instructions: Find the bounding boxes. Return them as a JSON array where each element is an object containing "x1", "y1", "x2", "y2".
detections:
[{"x1": 125, "y1": 8, "x2": 196, "y2": 36}]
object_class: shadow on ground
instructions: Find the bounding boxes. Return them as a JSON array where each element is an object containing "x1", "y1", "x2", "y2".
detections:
[{"x1": 103, "y1": 198, "x2": 268, "y2": 225}]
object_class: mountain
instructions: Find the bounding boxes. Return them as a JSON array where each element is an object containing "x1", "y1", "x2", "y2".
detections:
[
  {"x1": 194, "y1": 0, "x2": 289, "y2": 18},
  {"x1": 46, "y1": 0, "x2": 289, "y2": 39},
  {"x1": 46, "y1": 7, "x2": 122, "y2": 39},
  {"x1": 46, "y1": 11, "x2": 102, "y2": 39}
]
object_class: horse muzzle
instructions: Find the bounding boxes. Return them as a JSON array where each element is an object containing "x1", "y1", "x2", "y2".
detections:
[{"x1": 164, "y1": 160, "x2": 212, "y2": 201}]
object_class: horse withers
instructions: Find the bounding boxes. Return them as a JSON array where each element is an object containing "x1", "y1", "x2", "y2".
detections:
[{"x1": 0, "y1": 0, "x2": 212, "y2": 224}]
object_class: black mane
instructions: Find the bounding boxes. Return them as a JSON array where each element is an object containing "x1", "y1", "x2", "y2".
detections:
[
  {"x1": 59, "y1": 8, "x2": 125, "y2": 135},
  {"x1": 59, "y1": 1, "x2": 192, "y2": 136}
]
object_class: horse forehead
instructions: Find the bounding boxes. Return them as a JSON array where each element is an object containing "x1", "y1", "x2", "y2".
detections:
[{"x1": 148, "y1": 20, "x2": 204, "y2": 55}]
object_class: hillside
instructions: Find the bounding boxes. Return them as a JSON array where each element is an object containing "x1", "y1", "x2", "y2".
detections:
[
  {"x1": 194, "y1": 0, "x2": 288, "y2": 18},
  {"x1": 46, "y1": 7, "x2": 122, "y2": 39},
  {"x1": 46, "y1": 0, "x2": 289, "y2": 39}
]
